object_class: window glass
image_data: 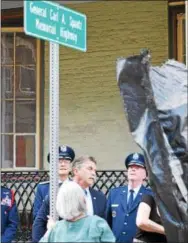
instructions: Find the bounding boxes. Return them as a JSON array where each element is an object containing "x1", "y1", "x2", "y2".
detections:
[
  {"x1": 1, "y1": 100, "x2": 13, "y2": 133},
  {"x1": 16, "y1": 100, "x2": 36, "y2": 133},
  {"x1": 15, "y1": 33, "x2": 36, "y2": 65},
  {"x1": 1, "y1": 135, "x2": 13, "y2": 168},
  {"x1": 15, "y1": 66, "x2": 36, "y2": 98},
  {"x1": 1, "y1": 30, "x2": 40, "y2": 169},
  {"x1": 16, "y1": 135, "x2": 35, "y2": 167},
  {"x1": 1, "y1": 33, "x2": 14, "y2": 65},
  {"x1": 1, "y1": 66, "x2": 14, "y2": 98}
]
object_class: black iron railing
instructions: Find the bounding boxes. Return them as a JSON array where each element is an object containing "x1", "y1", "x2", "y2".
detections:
[{"x1": 1, "y1": 170, "x2": 127, "y2": 242}]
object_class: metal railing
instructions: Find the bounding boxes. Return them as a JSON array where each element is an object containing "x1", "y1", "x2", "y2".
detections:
[{"x1": 1, "y1": 170, "x2": 127, "y2": 242}]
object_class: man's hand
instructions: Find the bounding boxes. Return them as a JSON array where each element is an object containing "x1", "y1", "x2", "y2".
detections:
[{"x1": 47, "y1": 215, "x2": 56, "y2": 230}]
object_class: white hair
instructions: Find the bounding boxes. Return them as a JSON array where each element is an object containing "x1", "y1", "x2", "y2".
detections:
[{"x1": 56, "y1": 181, "x2": 87, "y2": 220}]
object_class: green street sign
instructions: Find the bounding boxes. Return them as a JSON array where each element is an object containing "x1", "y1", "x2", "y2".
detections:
[{"x1": 24, "y1": 1, "x2": 87, "y2": 52}]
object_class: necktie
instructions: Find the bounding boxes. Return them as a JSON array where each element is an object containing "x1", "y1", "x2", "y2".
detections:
[
  {"x1": 84, "y1": 189, "x2": 87, "y2": 196},
  {"x1": 127, "y1": 189, "x2": 134, "y2": 211}
]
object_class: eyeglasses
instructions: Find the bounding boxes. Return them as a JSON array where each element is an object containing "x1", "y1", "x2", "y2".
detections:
[{"x1": 59, "y1": 158, "x2": 71, "y2": 163}]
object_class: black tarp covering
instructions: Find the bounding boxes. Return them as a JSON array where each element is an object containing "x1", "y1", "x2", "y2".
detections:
[{"x1": 116, "y1": 52, "x2": 188, "y2": 242}]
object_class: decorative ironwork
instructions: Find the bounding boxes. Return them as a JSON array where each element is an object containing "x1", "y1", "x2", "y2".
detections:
[{"x1": 1, "y1": 170, "x2": 127, "y2": 242}]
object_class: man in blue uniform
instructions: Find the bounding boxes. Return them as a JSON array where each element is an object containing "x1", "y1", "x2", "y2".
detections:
[
  {"x1": 1, "y1": 186, "x2": 19, "y2": 243},
  {"x1": 32, "y1": 155, "x2": 106, "y2": 242},
  {"x1": 106, "y1": 153, "x2": 152, "y2": 243},
  {"x1": 32, "y1": 145, "x2": 75, "y2": 219}
]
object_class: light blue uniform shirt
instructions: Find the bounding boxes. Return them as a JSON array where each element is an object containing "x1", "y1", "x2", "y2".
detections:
[{"x1": 127, "y1": 185, "x2": 141, "y2": 201}]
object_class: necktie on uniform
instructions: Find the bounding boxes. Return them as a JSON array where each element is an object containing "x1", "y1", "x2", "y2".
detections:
[{"x1": 127, "y1": 189, "x2": 134, "y2": 211}]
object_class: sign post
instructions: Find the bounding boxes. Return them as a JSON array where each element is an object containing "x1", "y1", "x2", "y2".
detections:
[
  {"x1": 49, "y1": 42, "x2": 59, "y2": 220},
  {"x1": 24, "y1": 0, "x2": 87, "y2": 220}
]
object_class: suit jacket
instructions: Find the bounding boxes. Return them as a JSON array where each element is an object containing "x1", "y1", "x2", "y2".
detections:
[
  {"x1": 106, "y1": 185, "x2": 153, "y2": 243},
  {"x1": 32, "y1": 187, "x2": 106, "y2": 242}
]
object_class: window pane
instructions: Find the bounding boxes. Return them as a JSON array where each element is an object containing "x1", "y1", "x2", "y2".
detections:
[
  {"x1": 16, "y1": 135, "x2": 35, "y2": 167},
  {"x1": 1, "y1": 66, "x2": 14, "y2": 99},
  {"x1": 1, "y1": 100, "x2": 13, "y2": 133},
  {"x1": 1, "y1": 33, "x2": 14, "y2": 65},
  {"x1": 15, "y1": 33, "x2": 36, "y2": 65},
  {"x1": 1, "y1": 135, "x2": 13, "y2": 168},
  {"x1": 15, "y1": 66, "x2": 36, "y2": 98},
  {"x1": 16, "y1": 100, "x2": 36, "y2": 133}
]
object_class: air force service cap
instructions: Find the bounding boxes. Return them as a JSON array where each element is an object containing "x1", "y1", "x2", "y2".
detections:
[
  {"x1": 47, "y1": 145, "x2": 75, "y2": 163},
  {"x1": 125, "y1": 153, "x2": 146, "y2": 168}
]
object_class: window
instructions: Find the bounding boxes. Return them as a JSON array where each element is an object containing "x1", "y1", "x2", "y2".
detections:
[
  {"x1": 169, "y1": 3, "x2": 185, "y2": 63},
  {"x1": 177, "y1": 13, "x2": 186, "y2": 63},
  {"x1": 1, "y1": 28, "x2": 41, "y2": 169}
]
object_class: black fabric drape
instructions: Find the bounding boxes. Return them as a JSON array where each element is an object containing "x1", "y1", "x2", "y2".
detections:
[{"x1": 116, "y1": 52, "x2": 188, "y2": 242}]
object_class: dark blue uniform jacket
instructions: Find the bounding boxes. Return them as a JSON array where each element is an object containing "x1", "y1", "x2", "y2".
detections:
[
  {"x1": 1, "y1": 187, "x2": 19, "y2": 243},
  {"x1": 33, "y1": 182, "x2": 50, "y2": 219},
  {"x1": 106, "y1": 185, "x2": 153, "y2": 243}
]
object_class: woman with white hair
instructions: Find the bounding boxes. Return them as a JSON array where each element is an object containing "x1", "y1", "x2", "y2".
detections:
[{"x1": 39, "y1": 181, "x2": 115, "y2": 242}]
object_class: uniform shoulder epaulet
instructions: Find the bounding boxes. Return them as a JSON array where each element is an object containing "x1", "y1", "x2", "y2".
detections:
[
  {"x1": 145, "y1": 187, "x2": 153, "y2": 195},
  {"x1": 39, "y1": 181, "x2": 50, "y2": 185},
  {"x1": 145, "y1": 185, "x2": 152, "y2": 190}
]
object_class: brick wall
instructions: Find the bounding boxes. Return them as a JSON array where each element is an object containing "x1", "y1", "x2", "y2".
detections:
[{"x1": 43, "y1": 1, "x2": 168, "y2": 170}]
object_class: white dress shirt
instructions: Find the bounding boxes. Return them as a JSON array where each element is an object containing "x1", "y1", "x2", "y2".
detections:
[
  {"x1": 58, "y1": 178, "x2": 70, "y2": 184},
  {"x1": 127, "y1": 185, "x2": 141, "y2": 201},
  {"x1": 84, "y1": 187, "x2": 94, "y2": 216}
]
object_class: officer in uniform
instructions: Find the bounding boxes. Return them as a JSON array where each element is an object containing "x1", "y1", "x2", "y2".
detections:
[
  {"x1": 33, "y1": 145, "x2": 75, "y2": 219},
  {"x1": 1, "y1": 186, "x2": 19, "y2": 243},
  {"x1": 106, "y1": 153, "x2": 153, "y2": 243}
]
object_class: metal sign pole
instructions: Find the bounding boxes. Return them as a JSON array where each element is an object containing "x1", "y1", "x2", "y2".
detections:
[
  {"x1": 24, "y1": 0, "x2": 86, "y2": 219},
  {"x1": 49, "y1": 42, "x2": 59, "y2": 220}
]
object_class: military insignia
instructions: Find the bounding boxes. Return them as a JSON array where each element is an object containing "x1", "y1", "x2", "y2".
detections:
[
  {"x1": 133, "y1": 153, "x2": 139, "y2": 160},
  {"x1": 39, "y1": 181, "x2": 50, "y2": 185},
  {"x1": 1, "y1": 195, "x2": 12, "y2": 207},
  {"x1": 112, "y1": 210, "x2": 117, "y2": 218},
  {"x1": 60, "y1": 146, "x2": 67, "y2": 152},
  {"x1": 111, "y1": 204, "x2": 119, "y2": 207}
]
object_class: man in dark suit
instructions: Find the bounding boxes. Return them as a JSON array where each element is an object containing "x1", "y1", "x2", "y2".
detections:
[
  {"x1": 33, "y1": 145, "x2": 75, "y2": 219},
  {"x1": 106, "y1": 153, "x2": 153, "y2": 243},
  {"x1": 32, "y1": 155, "x2": 106, "y2": 242}
]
